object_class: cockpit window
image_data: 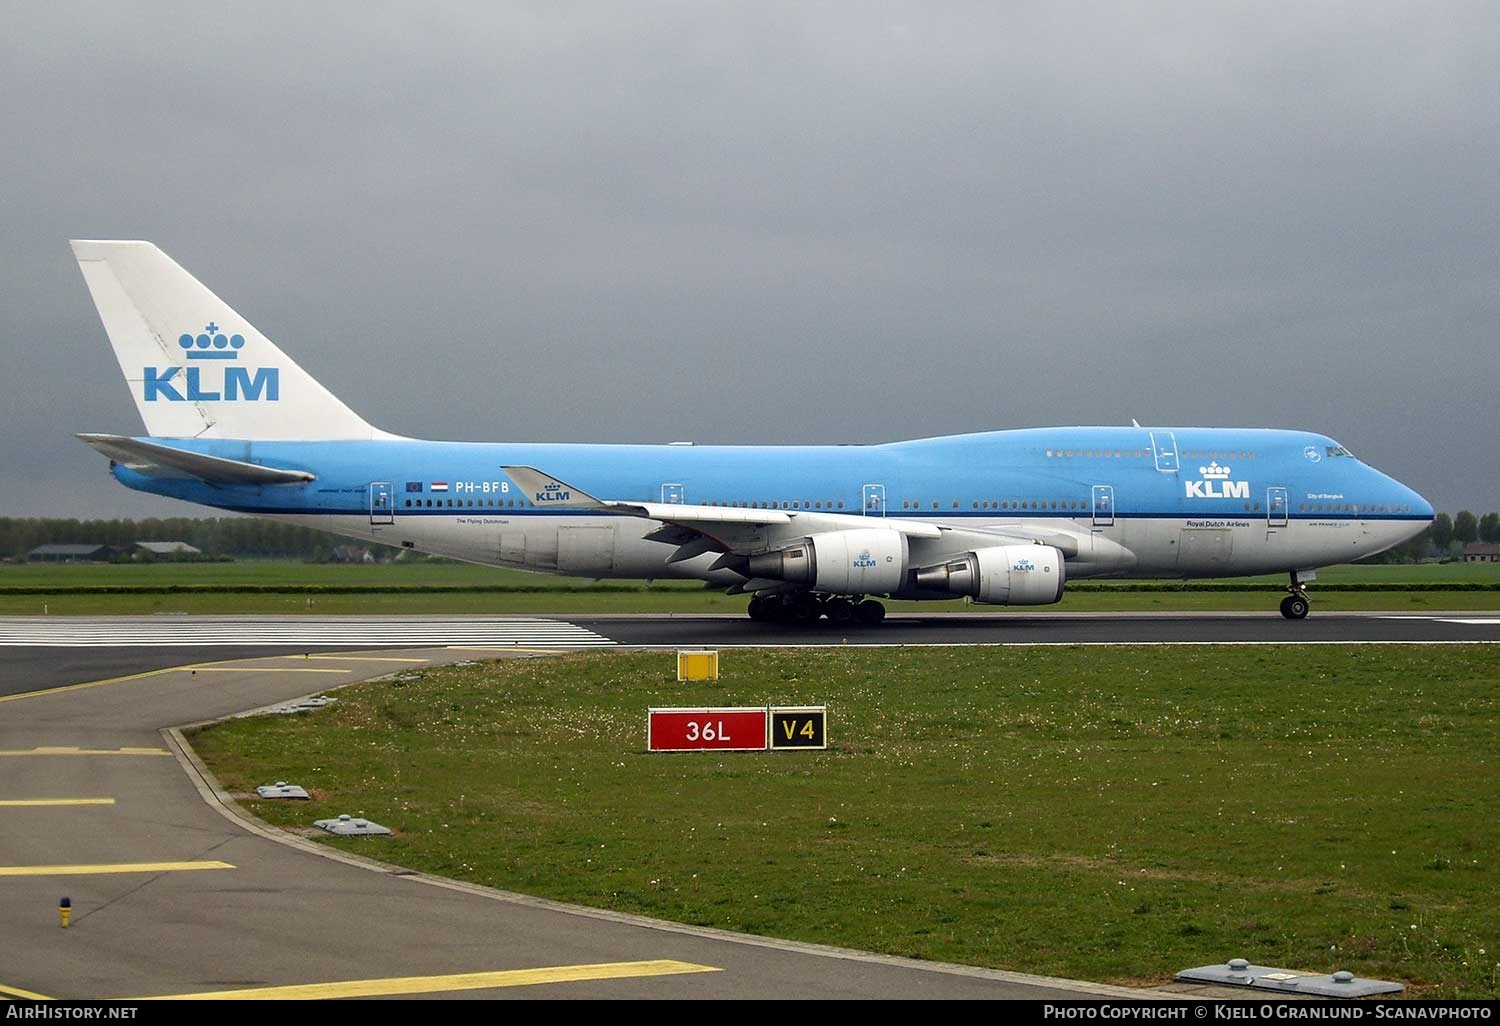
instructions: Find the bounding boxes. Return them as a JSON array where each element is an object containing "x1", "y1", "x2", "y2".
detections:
[{"x1": 1325, "y1": 445, "x2": 1355, "y2": 458}]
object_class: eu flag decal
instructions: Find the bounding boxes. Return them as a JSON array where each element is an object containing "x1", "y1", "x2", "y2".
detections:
[{"x1": 405, "y1": 482, "x2": 422, "y2": 493}]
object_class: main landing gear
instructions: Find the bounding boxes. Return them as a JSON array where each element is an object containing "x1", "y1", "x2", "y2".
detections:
[
  {"x1": 1280, "y1": 571, "x2": 1311, "y2": 620},
  {"x1": 747, "y1": 593, "x2": 886, "y2": 626}
]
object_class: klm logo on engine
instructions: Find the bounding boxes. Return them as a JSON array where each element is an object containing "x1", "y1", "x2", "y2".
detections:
[
  {"x1": 535, "y1": 482, "x2": 571, "y2": 503},
  {"x1": 1185, "y1": 461, "x2": 1249, "y2": 499},
  {"x1": 144, "y1": 324, "x2": 279, "y2": 402},
  {"x1": 851, "y1": 549, "x2": 878, "y2": 568}
]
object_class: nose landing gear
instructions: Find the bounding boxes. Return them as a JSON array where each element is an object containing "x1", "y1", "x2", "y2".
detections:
[{"x1": 1280, "y1": 571, "x2": 1312, "y2": 619}]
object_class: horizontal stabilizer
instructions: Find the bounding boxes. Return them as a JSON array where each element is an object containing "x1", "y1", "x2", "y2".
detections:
[{"x1": 78, "y1": 434, "x2": 315, "y2": 486}]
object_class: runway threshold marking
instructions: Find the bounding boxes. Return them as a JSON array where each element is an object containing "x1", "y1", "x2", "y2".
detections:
[
  {"x1": 0, "y1": 798, "x2": 116, "y2": 807},
  {"x1": 0, "y1": 861, "x2": 234, "y2": 878},
  {"x1": 138, "y1": 960, "x2": 720, "y2": 1000},
  {"x1": 0, "y1": 747, "x2": 172, "y2": 758},
  {"x1": 0, "y1": 983, "x2": 52, "y2": 1001}
]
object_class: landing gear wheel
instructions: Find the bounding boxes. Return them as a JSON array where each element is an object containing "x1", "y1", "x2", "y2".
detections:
[
  {"x1": 825, "y1": 598, "x2": 855, "y2": 625},
  {"x1": 747, "y1": 595, "x2": 771, "y2": 622},
  {"x1": 1280, "y1": 594, "x2": 1309, "y2": 620},
  {"x1": 855, "y1": 599, "x2": 886, "y2": 625},
  {"x1": 790, "y1": 594, "x2": 821, "y2": 623}
]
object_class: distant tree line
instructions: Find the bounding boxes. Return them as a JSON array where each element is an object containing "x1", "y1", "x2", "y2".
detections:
[
  {"x1": 1362, "y1": 509, "x2": 1500, "y2": 563},
  {"x1": 0, "y1": 517, "x2": 403, "y2": 562}
]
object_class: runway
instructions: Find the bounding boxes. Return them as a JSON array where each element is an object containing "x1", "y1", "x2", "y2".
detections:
[
  {"x1": 0, "y1": 646, "x2": 1162, "y2": 1001},
  {"x1": 2, "y1": 613, "x2": 1495, "y2": 699}
]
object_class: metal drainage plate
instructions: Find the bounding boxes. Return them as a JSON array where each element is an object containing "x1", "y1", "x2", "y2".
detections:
[
  {"x1": 255, "y1": 782, "x2": 310, "y2": 799},
  {"x1": 314, "y1": 814, "x2": 391, "y2": 837},
  {"x1": 265, "y1": 697, "x2": 338, "y2": 715},
  {"x1": 1177, "y1": 959, "x2": 1403, "y2": 997}
]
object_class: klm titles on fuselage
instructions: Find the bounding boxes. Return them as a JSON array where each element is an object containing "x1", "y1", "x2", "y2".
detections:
[
  {"x1": 143, "y1": 325, "x2": 278, "y2": 403},
  {"x1": 1185, "y1": 462, "x2": 1249, "y2": 500}
]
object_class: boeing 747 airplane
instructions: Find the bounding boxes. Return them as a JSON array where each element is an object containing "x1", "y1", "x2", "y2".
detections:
[{"x1": 72, "y1": 241, "x2": 1433, "y2": 623}]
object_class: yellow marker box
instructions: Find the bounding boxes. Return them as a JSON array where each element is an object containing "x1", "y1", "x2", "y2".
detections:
[{"x1": 676, "y1": 650, "x2": 719, "y2": 682}]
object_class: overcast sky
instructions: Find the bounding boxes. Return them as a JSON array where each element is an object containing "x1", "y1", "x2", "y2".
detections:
[{"x1": 3, "y1": 3, "x2": 1496, "y2": 518}]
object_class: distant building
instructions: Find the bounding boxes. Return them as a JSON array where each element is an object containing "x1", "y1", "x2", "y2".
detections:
[
  {"x1": 1463, "y1": 542, "x2": 1500, "y2": 563},
  {"x1": 330, "y1": 545, "x2": 376, "y2": 564},
  {"x1": 134, "y1": 541, "x2": 202, "y2": 558},
  {"x1": 27, "y1": 543, "x2": 117, "y2": 562}
]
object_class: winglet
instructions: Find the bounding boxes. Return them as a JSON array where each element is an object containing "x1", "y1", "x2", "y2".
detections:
[{"x1": 501, "y1": 467, "x2": 607, "y2": 509}]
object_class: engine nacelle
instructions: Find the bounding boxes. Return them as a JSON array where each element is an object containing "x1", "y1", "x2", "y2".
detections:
[
  {"x1": 912, "y1": 544, "x2": 1066, "y2": 605},
  {"x1": 746, "y1": 528, "x2": 908, "y2": 595}
]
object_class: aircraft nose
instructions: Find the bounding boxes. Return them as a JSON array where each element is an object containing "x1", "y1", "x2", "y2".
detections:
[
  {"x1": 1412, "y1": 490, "x2": 1435, "y2": 523},
  {"x1": 1386, "y1": 470, "x2": 1434, "y2": 523}
]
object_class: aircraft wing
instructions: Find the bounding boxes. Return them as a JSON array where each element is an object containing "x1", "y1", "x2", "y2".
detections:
[
  {"x1": 502, "y1": 466, "x2": 944, "y2": 564},
  {"x1": 78, "y1": 434, "x2": 316, "y2": 486}
]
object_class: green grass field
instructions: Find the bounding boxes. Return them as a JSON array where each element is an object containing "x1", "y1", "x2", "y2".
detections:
[
  {"x1": 193, "y1": 645, "x2": 1500, "y2": 997},
  {"x1": 2, "y1": 560, "x2": 1498, "y2": 615}
]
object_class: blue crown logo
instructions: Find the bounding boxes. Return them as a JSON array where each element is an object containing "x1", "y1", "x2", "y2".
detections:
[{"x1": 178, "y1": 323, "x2": 245, "y2": 361}]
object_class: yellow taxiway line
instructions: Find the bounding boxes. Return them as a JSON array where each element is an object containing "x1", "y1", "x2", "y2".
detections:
[
  {"x1": 306, "y1": 655, "x2": 427, "y2": 663},
  {"x1": 0, "y1": 798, "x2": 116, "y2": 807},
  {"x1": 0, "y1": 747, "x2": 171, "y2": 757},
  {"x1": 0, "y1": 861, "x2": 234, "y2": 878},
  {"x1": 0, "y1": 983, "x2": 53, "y2": 1001},
  {"x1": 186, "y1": 666, "x2": 350, "y2": 674},
  {"x1": 139, "y1": 960, "x2": 720, "y2": 1000},
  {"x1": 0, "y1": 666, "x2": 189, "y2": 705},
  {"x1": 0, "y1": 651, "x2": 406, "y2": 706}
]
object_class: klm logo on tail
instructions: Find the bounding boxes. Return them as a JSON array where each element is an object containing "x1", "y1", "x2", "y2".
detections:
[
  {"x1": 1185, "y1": 461, "x2": 1249, "y2": 499},
  {"x1": 144, "y1": 324, "x2": 279, "y2": 402}
]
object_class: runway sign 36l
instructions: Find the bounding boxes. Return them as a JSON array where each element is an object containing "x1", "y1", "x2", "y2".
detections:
[{"x1": 647, "y1": 707, "x2": 827, "y2": 752}]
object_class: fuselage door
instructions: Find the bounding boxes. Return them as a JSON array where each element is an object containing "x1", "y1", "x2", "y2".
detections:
[
  {"x1": 662, "y1": 483, "x2": 685, "y2": 504},
  {"x1": 862, "y1": 484, "x2": 886, "y2": 516},
  {"x1": 1091, "y1": 484, "x2": 1115, "y2": 527},
  {"x1": 1149, "y1": 431, "x2": 1180, "y2": 473},
  {"x1": 1267, "y1": 486, "x2": 1289, "y2": 528},
  {"x1": 370, "y1": 482, "x2": 394, "y2": 525}
]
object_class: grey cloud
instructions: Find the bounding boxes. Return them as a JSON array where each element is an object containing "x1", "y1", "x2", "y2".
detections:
[{"x1": 1, "y1": 2, "x2": 1495, "y2": 517}]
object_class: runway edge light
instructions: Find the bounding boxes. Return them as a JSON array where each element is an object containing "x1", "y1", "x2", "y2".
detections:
[{"x1": 59, "y1": 896, "x2": 70, "y2": 928}]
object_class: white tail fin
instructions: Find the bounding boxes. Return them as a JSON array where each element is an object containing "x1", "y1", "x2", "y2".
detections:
[{"x1": 71, "y1": 240, "x2": 383, "y2": 440}]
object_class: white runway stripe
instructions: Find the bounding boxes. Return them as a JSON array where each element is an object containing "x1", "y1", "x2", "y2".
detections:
[{"x1": 0, "y1": 617, "x2": 615, "y2": 648}]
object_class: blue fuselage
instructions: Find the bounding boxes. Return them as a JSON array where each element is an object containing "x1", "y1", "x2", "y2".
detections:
[{"x1": 109, "y1": 425, "x2": 1431, "y2": 587}]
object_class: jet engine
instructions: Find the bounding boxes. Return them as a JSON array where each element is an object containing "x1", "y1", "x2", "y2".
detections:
[
  {"x1": 746, "y1": 528, "x2": 907, "y2": 595},
  {"x1": 912, "y1": 544, "x2": 1066, "y2": 605}
]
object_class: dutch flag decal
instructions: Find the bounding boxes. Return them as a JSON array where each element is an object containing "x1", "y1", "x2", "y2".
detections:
[{"x1": 431, "y1": 481, "x2": 449, "y2": 492}]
